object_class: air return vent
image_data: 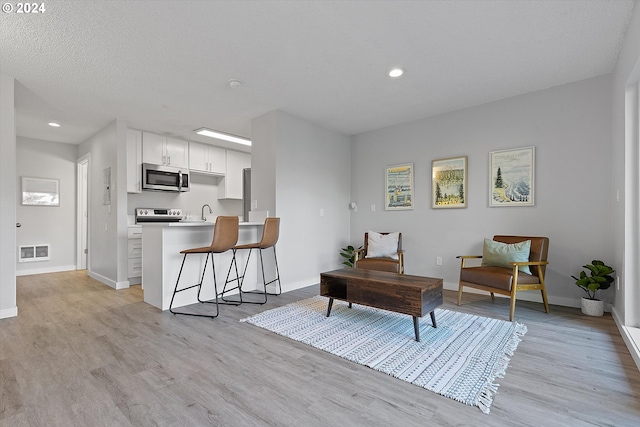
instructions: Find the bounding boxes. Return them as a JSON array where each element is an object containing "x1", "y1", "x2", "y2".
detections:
[{"x1": 19, "y1": 244, "x2": 50, "y2": 262}]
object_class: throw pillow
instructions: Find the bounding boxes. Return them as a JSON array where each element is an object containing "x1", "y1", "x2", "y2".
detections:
[
  {"x1": 366, "y1": 231, "x2": 400, "y2": 260},
  {"x1": 481, "y1": 238, "x2": 532, "y2": 274}
]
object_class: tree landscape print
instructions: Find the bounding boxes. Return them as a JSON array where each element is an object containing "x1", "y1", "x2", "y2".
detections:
[
  {"x1": 490, "y1": 146, "x2": 535, "y2": 207},
  {"x1": 386, "y1": 163, "x2": 414, "y2": 210},
  {"x1": 432, "y1": 156, "x2": 467, "y2": 208}
]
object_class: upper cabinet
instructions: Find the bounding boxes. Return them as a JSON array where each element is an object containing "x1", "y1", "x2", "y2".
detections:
[
  {"x1": 218, "y1": 150, "x2": 251, "y2": 200},
  {"x1": 126, "y1": 129, "x2": 142, "y2": 193},
  {"x1": 189, "y1": 142, "x2": 226, "y2": 175},
  {"x1": 142, "y1": 132, "x2": 188, "y2": 169}
]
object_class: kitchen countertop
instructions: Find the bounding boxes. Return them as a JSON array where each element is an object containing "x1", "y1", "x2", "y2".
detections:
[{"x1": 140, "y1": 221, "x2": 263, "y2": 227}]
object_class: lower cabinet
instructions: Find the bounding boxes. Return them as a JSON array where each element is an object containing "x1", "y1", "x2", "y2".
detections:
[{"x1": 128, "y1": 226, "x2": 142, "y2": 284}]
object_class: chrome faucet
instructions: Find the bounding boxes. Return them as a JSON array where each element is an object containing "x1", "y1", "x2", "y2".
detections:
[{"x1": 201, "y1": 204, "x2": 212, "y2": 221}]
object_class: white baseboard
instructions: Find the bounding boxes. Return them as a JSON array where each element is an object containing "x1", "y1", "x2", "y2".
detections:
[
  {"x1": 116, "y1": 280, "x2": 130, "y2": 290},
  {"x1": 0, "y1": 306, "x2": 18, "y2": 319},
  {"x1": 445, "y1": 281, "x2": 585, "y2": 310},
  {"x1": 611, "y1": 307, "x2": 640, "y2": 371},
  {"x1": 87, "y1": 271, "x2": 117, "y2": 289},
  {"x1": 16, "y1": 264, "x2": 77, "y2": 276}
]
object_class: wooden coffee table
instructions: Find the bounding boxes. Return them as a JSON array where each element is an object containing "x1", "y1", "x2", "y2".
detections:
[{"x1": 320, "y1": 268, "x2": 443, "y2": 341}]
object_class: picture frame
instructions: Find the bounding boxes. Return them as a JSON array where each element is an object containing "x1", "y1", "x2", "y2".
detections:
[
  {"x1": 432, "y1": 156, "x2": 467, "y2": 209},
  {"x1": 21, "y1": 177, "x2": 60, "y2": 206},
  {"x1": 385, "y1": 163, "x2": 414, "y2": 210},
  {"x1": 489, "y1": 146, "x2": 535, "y2": 207}
]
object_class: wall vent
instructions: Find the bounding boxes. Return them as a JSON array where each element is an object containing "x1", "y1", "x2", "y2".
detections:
[{"x1": 19, "y1": 244, "x2": 50, "y2": 262}]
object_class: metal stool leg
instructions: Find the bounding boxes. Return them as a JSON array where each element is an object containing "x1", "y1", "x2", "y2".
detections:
[
  {"x1": 266, "y1": 246, "x2": 282, "y2": 296},
  {"x1": 170, "y1": 253, "x2": 219, "y2": 318},
  {"x1": 203, "y1": 251, "x2": 242, "y2": 306},
  {"x1": 232, "y1": 248, "x2": 267, "y2": 304},
  {"x1": 218, "y1": 249, "x2": 245, "y2": 304}
]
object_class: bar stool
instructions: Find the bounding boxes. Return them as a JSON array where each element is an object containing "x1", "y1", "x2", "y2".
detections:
[
  {"x1": 169, "y1": 216, "x2": 240, "y2": 318},
  {"x1": 223, "y1": 217, "x2": 281, "y2": 304}
]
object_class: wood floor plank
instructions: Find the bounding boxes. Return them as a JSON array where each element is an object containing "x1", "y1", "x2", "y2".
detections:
[{"x1": 1, "y1": 270, "x2": 639, "y2": 426}]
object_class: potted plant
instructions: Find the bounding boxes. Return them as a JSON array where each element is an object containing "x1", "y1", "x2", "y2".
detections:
[
  {"x1": 571, "y1": 260, "x2": 615, "y2": 316},
  {"x1": 339, "y1": 245, "x2": 361, "y2": 268}
]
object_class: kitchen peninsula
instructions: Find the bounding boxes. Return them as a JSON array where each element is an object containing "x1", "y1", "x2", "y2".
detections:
[{"x1": 141, "y1": 221, "x2": 264, "y2": 310}]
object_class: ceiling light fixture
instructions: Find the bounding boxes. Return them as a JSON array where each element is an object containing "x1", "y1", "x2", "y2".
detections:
[
  {"x1": 228, "y1": 79, "x2": 243, "y2": 88},
  {"x1": 48, "y1": 122, "x2": 60, "y2": 127},
  {"x1": 389, "y1": 68, "x2": 405, "y2": 78},
  {"x1": 194, "y1": 128, "x2": 251, "y2": 146}
]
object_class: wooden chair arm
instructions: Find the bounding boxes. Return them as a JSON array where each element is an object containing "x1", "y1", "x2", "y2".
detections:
[
  {"x1": 509, "y1": 261, "x2": 549, "y2": 266},
  {"x1": 354, "y1": 248, "x2": 365, "y2": 261},
  {"x1": 457, "y1": 255, "x2": 482, "y2": 269}
]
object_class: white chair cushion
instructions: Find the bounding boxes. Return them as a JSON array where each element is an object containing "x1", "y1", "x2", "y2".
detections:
[{"x1": 366, "y1": 231, "x2": 399, "y2": 260}]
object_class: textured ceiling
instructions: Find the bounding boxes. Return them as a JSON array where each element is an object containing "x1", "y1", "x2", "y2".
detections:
[{"x1": 0, "y1": 0, "x2": 636, "y2": 147}]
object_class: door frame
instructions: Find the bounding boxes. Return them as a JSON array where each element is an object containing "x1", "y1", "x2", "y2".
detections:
[{"x1": 76, "y1": 153, "x2": 90, "y2": 270}]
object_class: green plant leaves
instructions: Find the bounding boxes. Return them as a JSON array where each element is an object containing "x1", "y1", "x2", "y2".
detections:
[{"x1": 572, "y1": 260, "x2": 615, "y2": 299}]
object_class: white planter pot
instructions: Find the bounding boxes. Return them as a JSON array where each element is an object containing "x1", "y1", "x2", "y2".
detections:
[{"x1": 581, "y1": 297, "x2": 604, "y2": 316}]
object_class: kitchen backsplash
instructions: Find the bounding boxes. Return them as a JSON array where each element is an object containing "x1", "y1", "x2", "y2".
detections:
[{"x1": 127, "y1": 173, "x2": 242, "y2": 220}]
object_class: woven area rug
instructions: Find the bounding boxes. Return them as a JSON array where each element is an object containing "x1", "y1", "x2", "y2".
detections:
[{"x1": 240, "y1": 295, "x2": 526, "y2": 413}]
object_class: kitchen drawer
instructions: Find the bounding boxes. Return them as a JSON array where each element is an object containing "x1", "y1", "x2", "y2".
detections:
[
  {"x1": 128, "y1": 239, "x2": 142, "y2": 257},
  {"x1": 128, "y1": 226, "x2": 142, "y2": 239},
  {"x1": 128, "y1": 257, "x2": 142, "y2": 277}
]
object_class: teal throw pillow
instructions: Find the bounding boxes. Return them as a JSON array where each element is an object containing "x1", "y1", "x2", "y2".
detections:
[{"x1": 481, "y1": 238, "x2": 532, "y2": 275}]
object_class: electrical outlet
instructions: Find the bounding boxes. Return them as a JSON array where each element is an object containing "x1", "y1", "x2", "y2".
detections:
[
  {"x1": 436, "y1": 256, "x2": 443, "y2": 266},
  {"x1": 370, "y1": 204, "x2": 376, "y2": 212}
]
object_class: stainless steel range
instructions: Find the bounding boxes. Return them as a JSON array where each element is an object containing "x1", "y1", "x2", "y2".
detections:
[{"x1": 135, "y1": 208, "x2": 183, "y2": 223}]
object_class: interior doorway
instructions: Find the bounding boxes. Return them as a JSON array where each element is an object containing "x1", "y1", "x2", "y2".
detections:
[{"x1": 76, "y1": 154, "x2": 90, "y2": 270}]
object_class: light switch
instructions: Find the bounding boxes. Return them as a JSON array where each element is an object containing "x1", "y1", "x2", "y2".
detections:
[
  {"x1": 370, "y1": 204, "x2": 376, "y2": 212},
  {"x1": 320, "y1": 208, "x2": 325, "y2": 217}
]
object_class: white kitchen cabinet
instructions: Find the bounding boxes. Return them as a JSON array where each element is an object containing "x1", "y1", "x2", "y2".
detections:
[
  {"x1": 126, "y1": 129, "x2": 142, "y2": 193},
  {"x1": 189, "y1": 142, "x2": 226, "y2": 175},
  {"x1": 218, "y1": 150, "x2": 250, "y2": 200},
  {"x1": 142, "y1": 132, "x2": 189, "y2": 169},
  {"x1": 128, "y1": 226, "x2": 142, "y2": 284}
]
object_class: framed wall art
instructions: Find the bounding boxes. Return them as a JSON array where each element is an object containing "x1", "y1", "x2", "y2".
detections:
[
  {"x1": 21, "y1": 177, "x2": 60, "y2": 206},
  {"x1": 432, "y1": 156, "x2": 467, "y2": 209},
  {"x1": 385, "y1": 163, "x2": 414, "y2": 210},
  {"x1": 489, "y1": 146, "x2": 535, "y2": 207}
]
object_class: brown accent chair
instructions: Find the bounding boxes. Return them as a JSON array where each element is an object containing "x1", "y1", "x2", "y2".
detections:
[
  {"x1": 354, "y1": 232, "x2": 404, "y2": 274},
  {"x1": 457, "y1": 235, "x2": 550, "y2": 321}
]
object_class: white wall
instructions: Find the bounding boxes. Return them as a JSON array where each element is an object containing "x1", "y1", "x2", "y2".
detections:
[
  {"x1": 0, "y1": 74, "x2": 17, "y2": 319},
  {"x1": 16, "y1": 137, "x2": 78, "y2": 275},
  {"x1": 351, "y1": 75, "x2": 613, "y2": 309},
  {"x1": 252, "y1": 110, "x2": 351, "y2": 290},
  {"x1": 612, "y1": 1, "x2": 640, "y2": 327},
  {"x1": 78, "y1": 119, "x2": 128, "y2": 288}
]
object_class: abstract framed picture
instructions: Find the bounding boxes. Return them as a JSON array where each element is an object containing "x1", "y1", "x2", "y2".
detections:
[
  {"x1": 489, "y1": 146, "x2": 535, "y2": 207},
  {"x1": 385, "y1": 163, "x2": 414, "y2": 210},
  {"x1": 432, "y1": 156, "x2": 467, "y2": 209}
]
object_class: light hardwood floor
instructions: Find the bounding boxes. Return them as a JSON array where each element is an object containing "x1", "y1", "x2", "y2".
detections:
[{"x1": 1, "y1": 270, "x2": 639, "y2": 426}]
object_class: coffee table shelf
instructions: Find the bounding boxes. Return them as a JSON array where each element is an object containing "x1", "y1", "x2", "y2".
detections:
[{"x1": 320, "y1": 268, "x2": 443, "y2": 341}]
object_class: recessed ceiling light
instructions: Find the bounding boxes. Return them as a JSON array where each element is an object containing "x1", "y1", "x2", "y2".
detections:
[
  {"x1": 48, "y1": 122, "x2": 60, "y2": 127},
  {"x1": 194, "y1": 128, "x2": 251, "y2": 146},
  {"x1": 389, "y1": 68, "x2": 405, "y2": 78}
]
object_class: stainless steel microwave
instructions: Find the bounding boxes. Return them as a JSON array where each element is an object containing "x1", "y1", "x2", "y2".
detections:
[{"x1": 142, "y1": 163, "x2": 190, "y2": 192}]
